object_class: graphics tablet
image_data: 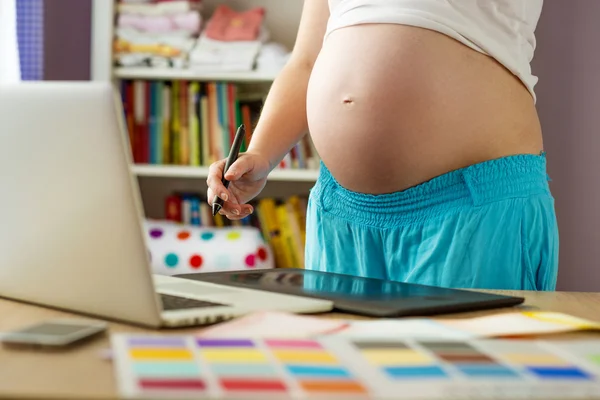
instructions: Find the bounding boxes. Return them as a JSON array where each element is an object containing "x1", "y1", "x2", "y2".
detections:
[{"x1": 177, "y1": 269, "x2": 525, "y2": 317}]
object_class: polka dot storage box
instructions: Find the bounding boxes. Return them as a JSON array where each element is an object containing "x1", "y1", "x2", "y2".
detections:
[{"x1": 143, "y1": 220, "x2": 274, "y2": 275}]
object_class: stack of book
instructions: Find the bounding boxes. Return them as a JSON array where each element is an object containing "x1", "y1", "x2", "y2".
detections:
[
  {"x1": 165, "y1": 192, "x2": 307, "y2": 269},
  {"x1": 119, "y1": 80, "x2": 319, "y2": 170}
]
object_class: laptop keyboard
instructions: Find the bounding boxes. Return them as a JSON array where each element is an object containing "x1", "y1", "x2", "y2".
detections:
[{"x1": 160, "y1": 293, "x2": 226, "y2": 311}]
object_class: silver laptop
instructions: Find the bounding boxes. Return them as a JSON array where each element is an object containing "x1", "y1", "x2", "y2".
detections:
[{"x1": 0, "y1": 82, "x2": 332, "y2": 328}]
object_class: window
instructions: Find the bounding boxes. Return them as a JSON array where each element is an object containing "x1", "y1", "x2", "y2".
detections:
[{"x1": 0, "y1": 0, "x2": 21, "y2": 82}]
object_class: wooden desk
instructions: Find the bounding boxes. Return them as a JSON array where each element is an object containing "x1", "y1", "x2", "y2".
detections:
[{"x1": 0, "y1": 291, "x2": 599, "y2": 399}]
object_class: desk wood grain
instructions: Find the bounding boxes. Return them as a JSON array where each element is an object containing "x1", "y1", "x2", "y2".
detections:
[{"x1": 0, "y1": 291, "x2": 599, "y2": 399}]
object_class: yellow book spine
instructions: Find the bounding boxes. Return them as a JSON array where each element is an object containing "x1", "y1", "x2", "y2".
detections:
[
  {"x1": 213, "y1": 213, "x2": 225, "y2": 227},
  {"x1": 285, "y1": 201, "x2": 305, "y2": 268},
  {"x1": 171, "y1": 81, "x2": 180, "y2": 164},
  {"x1": 200, "y1": 93, "x2": 210, "y2": 166},
  {"x1": 179, "y1": 81, "x2": 189, "y2": 165},
  {"x1": 256, "y1": 201, "x2": 272, "y2": 243},
  {"x1": 189, "y1": 82, "x2": 200, "y2": 166},
  {"x1": 276, "y1": 203, "x2": 298, "y2": 269},
  {"x1": 259, "y1": 199, "x2": 288, "y2": 269},
  {"x1": 288, "y1": 196, "x2": 306, "y2": 247}
]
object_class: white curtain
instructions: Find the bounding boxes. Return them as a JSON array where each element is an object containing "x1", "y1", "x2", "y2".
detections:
[{"x1": 0, "y1": 0, "x2": 21, "y2": 83}]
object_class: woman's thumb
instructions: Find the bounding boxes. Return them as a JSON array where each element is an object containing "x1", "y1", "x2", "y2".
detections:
[{"x1": 224, "y1": 157, "x2": 252, "y2": 180}]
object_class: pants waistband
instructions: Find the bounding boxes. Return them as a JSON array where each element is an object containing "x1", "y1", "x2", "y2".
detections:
[{"x1": 311, "y1": 154, "x2": 551, "y2": 228}]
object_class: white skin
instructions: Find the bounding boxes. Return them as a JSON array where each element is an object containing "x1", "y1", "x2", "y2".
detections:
[{"x1": 207, "y1": 0, "x2": 543, "y2": 220}]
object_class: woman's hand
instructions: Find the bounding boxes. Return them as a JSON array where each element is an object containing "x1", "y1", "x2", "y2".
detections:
[{"x1": 206, "y1": 152, "x2": 272, "y2": 220}]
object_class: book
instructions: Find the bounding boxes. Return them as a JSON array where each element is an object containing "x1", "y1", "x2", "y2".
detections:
[
  {"x1": 217, "y1": 83, "x2": 230, "y2": 160},
  {"x1": 241, "y1": 104, "x2": 252, "y2": 148},
  {"x1": 148, "y1": 82, "x2": 158, "y2": 164},
  {"x1": 162, "y1": 83, "x2": 171, "y2": 164},
  {"x1": 170, "y1": 81, "x2": 181, "y2": 164},
  {"x1": 188, "y1": 82, "x2": 200, "y2": 166},
  {"x1": 207, "y1": 82, "x2": 220, "y2": 163},
  {"x1": 190, "y1": 196, "x2": 201, "y2": 226},
  {"x1": 165, "y1": 195, "x2": 182, "y2": 223},
  {"x1": 179, "y1": 80, "x2": 189, "y2": 165},
  {"x1": 132, "y1": 80, "x2": 145, "y2": 163},
  {"x1": 120, "y1": 79, "x2": 317, "y2": 171},
  {"x1": 123, "y1": 81, "x2": 135, "y2": 157},
  {"x1": 200, "y1": 89, "x2": 210, "y2": 166},
  {"x1": 257, "y1": 198, "x2": 288, "y2": 269}
]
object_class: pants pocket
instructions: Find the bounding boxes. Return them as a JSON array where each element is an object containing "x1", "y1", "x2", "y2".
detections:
[
  {"x1": 520, "y1": 224, "x2": 539, "y2": 291},
  {"x1": 520, "y1": 195, "x2": 560, "y2": 291}
]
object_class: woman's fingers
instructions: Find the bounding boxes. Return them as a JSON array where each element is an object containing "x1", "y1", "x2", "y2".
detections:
[
  {"x1": 207, "y1": 187, "x2": 253, "y2": 218},
  {"x1": 206, "y1": 160, "x2": 232, "y2": 204},
  {"x1": 218, "y1": 198, "x2": 253, "y2": 220},
  {"x1": 219, "y1": 208, "x2": 253, "y2": 220}
]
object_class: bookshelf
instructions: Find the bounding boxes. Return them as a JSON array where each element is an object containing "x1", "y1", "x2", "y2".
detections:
[
  {"x1": 99, "y1": 0, "x2": 315, "y2": 222},
  {"x1": 114, "y1": 67, "x2": 280, "y2": 82},
  {"x1": 132, "y1": 165, "x2": 319, "y2": 182}
]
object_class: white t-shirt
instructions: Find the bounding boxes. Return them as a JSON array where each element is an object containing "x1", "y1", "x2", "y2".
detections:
[
  {"x1": 326, "y1": 0, "x2": 543, "y2": 102},
  {"x1": 0, "y1": 0, "x2": 21, "y2": 83}
]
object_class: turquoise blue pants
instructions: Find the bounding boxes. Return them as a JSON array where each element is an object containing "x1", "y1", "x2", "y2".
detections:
[{"x1": 305, "y1": 154, "x2": 559, "y2": 290}]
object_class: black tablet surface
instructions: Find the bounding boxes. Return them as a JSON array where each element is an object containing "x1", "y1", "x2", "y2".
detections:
[{"x1": 176, "y1": 269, "x2": 524, "y2": 317}]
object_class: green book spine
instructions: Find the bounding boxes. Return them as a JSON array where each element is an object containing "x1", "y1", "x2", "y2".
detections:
[
  {"x1": 155, "y1": 81, "x2": 164, "y2": 164},
  {"x1": 171, "y1": 81, "x2": 180, "y2": 164}
]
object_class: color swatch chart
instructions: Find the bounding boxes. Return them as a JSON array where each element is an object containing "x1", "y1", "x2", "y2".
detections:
[{"x1": 111, "y1": 334, "x2": 600, "y2": 399}]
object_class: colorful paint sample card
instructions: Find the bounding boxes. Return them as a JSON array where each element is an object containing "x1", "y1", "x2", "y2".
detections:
[
  {"x1": 112, "y1": 335, "x2": 600, "y2": 399},
  {"x1": 112, "y1": 335, "x2": 369, "y2": 399}
]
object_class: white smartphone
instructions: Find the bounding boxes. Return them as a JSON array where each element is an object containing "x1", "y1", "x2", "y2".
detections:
[{"x1": 0, "y1": 319, "x2": 108, "y2": 347}]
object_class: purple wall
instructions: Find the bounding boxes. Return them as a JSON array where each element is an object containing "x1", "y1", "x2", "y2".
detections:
[
  {"x1": 43, "y1": 0, "x2": 92, "y2": 80},
  {"x1": 532, "y1": 1, "x2": 600, "y2": 292}
]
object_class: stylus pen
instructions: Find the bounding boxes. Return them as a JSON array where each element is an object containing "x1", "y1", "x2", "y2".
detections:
[{"x1": 212, "y1": 124, "x2": 246, "y2": 216}]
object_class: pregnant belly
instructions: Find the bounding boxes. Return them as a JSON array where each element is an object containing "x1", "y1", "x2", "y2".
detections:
[{"x1": 306, "y1": 24, "x2": 543, "y2": 194}]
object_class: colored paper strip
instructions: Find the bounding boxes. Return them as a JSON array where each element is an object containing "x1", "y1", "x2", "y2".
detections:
[
  {"x1": 210, "y1": 364, "x2": 278, "y2": 377},
  {"x1": 589, "y1": 355, "x2": 600, "y2": 365},
  {"x1": 133, "y1": 361, "x2": 200, "y2": 377},
  {"x1": 419, "y1": 342, "x2": 478, "y2": 351},
  {"x1": 384, "y1": 366, "x2": 447, "y2": 379},
  {"x1": 139, "y1": 378, "x2": 205, "y2": 390},
  {"x1": 300, "y1": 380, "x2": 366, "y2": 393},
  {"x1": 436, "y1": 353, "x2": 496, "y2": 364},
  {"x1": 503, "y1": 353, "x2": 570, "y2": 366},
  {"x1": 201, "y1": 349, "x2": 266, "y2": 363},
  {"x1": 220, "y1": 378, "x2": 287, "y2": 392},
  {"x1": 197, "y1": 339, "x2": 255, "y2": 347},
  {"x1": 353, "y1": 341, "x2": 409, "y2": 349},
  {"x1": 420, "y1": 348, "x2": 482, "y2": 356},
  {"x1": 265, "y1": 339, "x2": 322, "y2": 349},
  {"x1": 361, "y1": 349, "x2": 431, "y2": 365},
  {"x1": 272, "y1": 350, "x2": 338, "y2": 364},
  {"x1": 130, "y1": 349, "x2": 193, "y2": 361},
  {"x1": 456, "y1": 364, "x2": 519, "y2": 378},
  {"x1": 128, "y1": 337, "x2": 186, "y2": 347},
  {"x1": 526, "y1": 366, "x2": 592, "y2": 380},
  {"x1": 286, "y1": 365, "x2": 351, "y2": 378}
]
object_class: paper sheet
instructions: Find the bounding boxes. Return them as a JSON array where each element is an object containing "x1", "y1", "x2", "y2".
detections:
[
  {"x1": 331, "y1": 319, "x2": 475, "y2": 340},
  {"x1": 440, "y1": 311, "x2": 600, "y2": 337},
  {"x1": 198, "y1": 311, "x2": 600, "y2": 340},
  {"x1": 198, "y1": 311, "x2": 348, "y2": 338}
]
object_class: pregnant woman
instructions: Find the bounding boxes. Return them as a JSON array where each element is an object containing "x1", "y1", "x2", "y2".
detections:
[{"x1": 207, "y1": 0, "x2": 559, "y2": 290}]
